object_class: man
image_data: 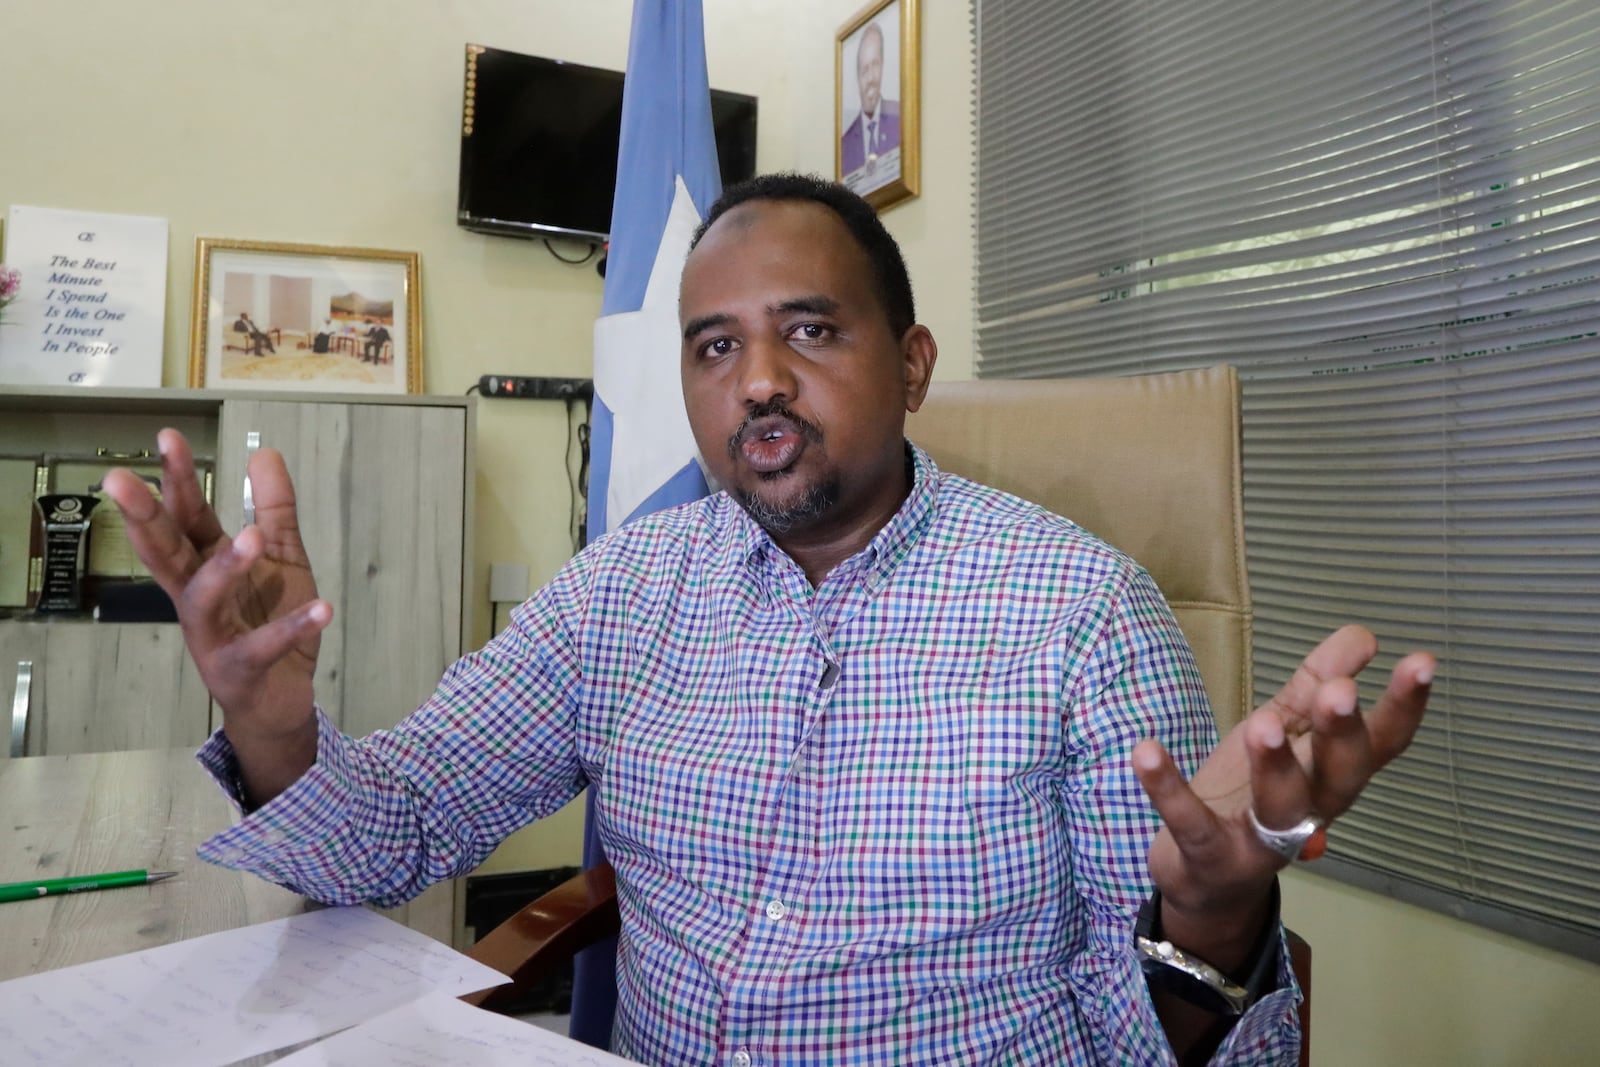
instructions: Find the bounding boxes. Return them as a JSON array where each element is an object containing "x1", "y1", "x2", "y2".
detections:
[
  {"x1": 363, "y1": 318, "x2": 391, "y2": 363},
  {"x1": 840, "y1": 21, "x2": 900, "y2": 176},
  {"x1": 313, "y1": 317, "x2": 337, "y2": 354},
  {"x1": 104, "y1": 174, "x2": 1432, "y2": 1065},
  {"x1": 233, "y1": 311, "x2": 275, "y2": 356}
]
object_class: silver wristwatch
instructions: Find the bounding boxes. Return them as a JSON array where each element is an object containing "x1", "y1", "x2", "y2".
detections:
[{"x1": 1134, "y1": 884, "x2": 1280, "y2": 1017}]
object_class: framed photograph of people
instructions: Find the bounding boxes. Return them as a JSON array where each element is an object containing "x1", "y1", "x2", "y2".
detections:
[
  {"x1": 835, "y1": 0, "x2": 920, "y2": 211},
  {"x1": 188, "y1": 238, "x2": 422, "y2": 394}
]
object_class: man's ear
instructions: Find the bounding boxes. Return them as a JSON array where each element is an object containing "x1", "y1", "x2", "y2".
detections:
[{"x1": 900, "y1": 324, "x2": 938, "y2": 413}]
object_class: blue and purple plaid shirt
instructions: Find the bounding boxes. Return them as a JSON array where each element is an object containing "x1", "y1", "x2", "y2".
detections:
[{"x1": 199, "y1": 445, "x2": 1300, "y2": 1065}]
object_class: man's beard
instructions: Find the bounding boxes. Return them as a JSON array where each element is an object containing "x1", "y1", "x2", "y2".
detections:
[
  {"x1": 728, "y1": 399, "x2": 836, "y2": 534},
  {"x1": 735, "y1": 476, "x2": 840, "y2": 535}
]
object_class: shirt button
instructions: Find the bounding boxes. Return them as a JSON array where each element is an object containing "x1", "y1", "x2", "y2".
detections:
[
  {"x1": 733, "y1": 1051, "x2": 752, "y2": 1067},
  {"x1": 765, "y1": 899, "x2": 787, "y2": 921}
]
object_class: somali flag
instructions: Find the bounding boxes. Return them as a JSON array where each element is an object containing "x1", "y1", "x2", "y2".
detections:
[
  {"x1": 573, "y1": 0, "x2": 722, "y2": 1048},
  {"x1": 587, "y1": 0, "x2": 724, "y2": 542}
]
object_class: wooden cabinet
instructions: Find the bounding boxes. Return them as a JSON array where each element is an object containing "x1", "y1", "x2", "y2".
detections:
[
  {"x1": 0, "y1": 386, "x2": 476, "y2": 943},
  {"x1": 1, "y1": 622, "x2": 210, "y2": 756},
  {"x1": 213, "y1": 399, "x2": 470, "y2": 741}
]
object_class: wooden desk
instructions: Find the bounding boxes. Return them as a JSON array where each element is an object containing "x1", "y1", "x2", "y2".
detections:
[{"x1": 0, "y1": 747, "x2": 308, "y2": 981}]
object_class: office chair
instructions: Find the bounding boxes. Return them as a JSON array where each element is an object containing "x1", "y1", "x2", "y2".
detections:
[{"x1": 464, "y1": 366, "x2": 1311, "y2": 1064}]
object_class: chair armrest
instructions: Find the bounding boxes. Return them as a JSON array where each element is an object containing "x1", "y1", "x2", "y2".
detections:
[{"x1": 461, "y1": 862, "x2": 620, "y2": 1011}]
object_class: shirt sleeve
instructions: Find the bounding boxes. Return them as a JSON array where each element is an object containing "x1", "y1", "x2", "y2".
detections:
[
  {"x1": 191, "y1": 563, "x2": 595, "y2": 907},
  {"x1": 1057, "y1": 564, "x2": 1303, "y2": 1065}
]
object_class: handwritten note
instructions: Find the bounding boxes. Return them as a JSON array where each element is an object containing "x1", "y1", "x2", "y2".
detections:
[
  {"x1": 0, "y1": 907, "x2": 507, "y2": 1067},
  {"x1": 0, "y1": 204, "x2": 167, "y2": 387},
  {"x1": 273, "y1": 991, "x2": 634, "y2": 1066}
]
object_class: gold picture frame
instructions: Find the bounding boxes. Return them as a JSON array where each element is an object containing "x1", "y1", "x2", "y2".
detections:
[
  {"x1": 835, "y1": 0, "x2": 920, "y2": 212},
  {"x1": 188, "y1": 238, "x2": 422, "y2": 394}
]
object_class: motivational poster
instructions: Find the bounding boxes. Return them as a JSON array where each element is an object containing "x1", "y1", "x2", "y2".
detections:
[{"x1": 0, "y1": 204, "x2": 167, "y2": 387}]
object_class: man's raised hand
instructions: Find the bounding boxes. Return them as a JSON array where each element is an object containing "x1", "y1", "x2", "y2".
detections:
[
  {"x1": 1133, "y1": 625, "x2": 1434, "y2": 969},
  {"x1": 101, "y1": 428, "x2": 332, "y2": 804}
]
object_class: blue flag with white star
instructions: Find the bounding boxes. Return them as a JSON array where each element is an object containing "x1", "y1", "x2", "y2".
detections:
[
  {"x1": 574, "y1": 0, "x2": 723, "y2": 1047},
  {"x1": 587, "y1": 0, "x2": 723, "y2": 541}
]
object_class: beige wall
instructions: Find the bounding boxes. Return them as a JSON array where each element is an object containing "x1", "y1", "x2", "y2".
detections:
[
  {"x1": 0, "y1": 0, "x2": 973, "y2": 864},
  {"x1": 0, "y1": 0, "x2": 973, "y2": 637},
  {"x1": 1284, "y1": 869, "x2": 1600, "y2": 1066},
  {"x1": 7, "y1": 2, "x2": 1595, "y2": 1063}
]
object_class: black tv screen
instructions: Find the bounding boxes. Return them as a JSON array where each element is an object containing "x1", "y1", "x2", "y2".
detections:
[{"x1": 458, "y1": 45, "x2": 758, "y2": 243}]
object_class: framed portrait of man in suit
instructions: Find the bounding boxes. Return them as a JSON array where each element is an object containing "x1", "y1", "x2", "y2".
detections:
[{"x1": 836, "y1": 0, "x2": 920, "y2": 211}]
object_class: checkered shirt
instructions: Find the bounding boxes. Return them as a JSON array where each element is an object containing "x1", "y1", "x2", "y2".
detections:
[{"x1": 199, "y1": 444, "x2": 1301, "y2": 1065}]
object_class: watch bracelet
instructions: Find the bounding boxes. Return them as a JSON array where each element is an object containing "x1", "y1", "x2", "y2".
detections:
[
  {"x1": 1135, "y1": 879, "x2": 1282, "y2": 1016},
  {"x1": 1136, "y1": 933, "x2": 1251, "y2": 1014}
]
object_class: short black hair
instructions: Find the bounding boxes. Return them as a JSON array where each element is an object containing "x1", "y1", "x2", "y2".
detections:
[{"x1": 689, "y1": 172, "x2": 916, "y2": 340}]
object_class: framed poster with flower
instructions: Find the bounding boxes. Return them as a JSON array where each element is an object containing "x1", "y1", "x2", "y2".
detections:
[
  {"x1": 188, "y1": 238, "x2": 423, "y2": 395},
  {"x1": 0, "y1": 244, "x2": 18, "y2": 329},
  {"x1": 0, "y1": 205, "x2": 168, "y2": 388},
  {"x1": 0, "y1": 217, "x2": 13, "y2": 324}
]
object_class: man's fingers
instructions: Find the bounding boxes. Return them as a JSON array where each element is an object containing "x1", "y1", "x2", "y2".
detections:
[
  {"x1": 1304, "y1": 677, "x2": 1372, "y2": 820},
  {"x1": 212, "y1": 598, "x2": 333, "y2": 688},
  {"x1": 177, "y1": 524, "x2": 330, "y2": 686},
  {"x1": 157, "y1": 428, "x2": 227, "y2": 549},
  {"x1": 1264, "y1": 624, "x2": 1379, "y2": 733},
  {"x1": 1365, "y1": 651, "x2": 1435, "y2": 767},
  {"x1": 1133, "y1": 740, "x2": 1228, "y2": 857},
  {"x1": 177, "y1": 523, "x2": 272, "y2": 641},
  {"x1": 100, "y1": 467, "x2": 209, "y2": 602},
  {"x1": 246, "y1": 447, "x2": 314, "y2": 568},
  {"x1": 1245, "y1": 708, "x2": 1314, "y2": 842}
]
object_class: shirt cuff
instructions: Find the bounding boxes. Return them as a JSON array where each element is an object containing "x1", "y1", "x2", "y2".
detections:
[
  {"x1": 192, "y1": 708, "x2": 365, "y2": 892},
  {"x1": 1206, "y1": 928, "x2": 1303, "y2": 1062},
  {"x1": 1111, "y1": 920, "x2": 1302, "y2": 1064}
]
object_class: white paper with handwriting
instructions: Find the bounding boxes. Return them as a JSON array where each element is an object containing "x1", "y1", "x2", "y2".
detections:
[
  {"x1": 0, "y1": 906, "x2": 507, "y2": 1067},
  {"x1": 273, "y1": 990, "x2": 632, "y2": 1066}
]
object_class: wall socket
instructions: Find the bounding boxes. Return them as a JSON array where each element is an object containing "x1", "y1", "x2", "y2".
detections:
[
  {"x1": 479, "y1": 374, "x2": 593, "y2": 400},
  {"x1": 489, "y1": 561, "x2": 529, "y2": 603}
]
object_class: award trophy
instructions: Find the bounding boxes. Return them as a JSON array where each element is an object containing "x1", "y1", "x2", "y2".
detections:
[{"x1": 32, "y1": 493, "x2": 101, "y2": 613}]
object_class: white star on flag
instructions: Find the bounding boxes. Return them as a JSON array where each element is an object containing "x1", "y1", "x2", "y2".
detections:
[{"x1": 591, "y1": 176, "x2": 708, "y2": 534}]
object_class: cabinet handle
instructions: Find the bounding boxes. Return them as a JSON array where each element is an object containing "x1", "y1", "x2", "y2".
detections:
[
  {"x1": 10, "y1": 661, "x2": 31, "y2": 758},
  {"x1": 242, "y1": 432, "x2": 261, "y2": 527}
]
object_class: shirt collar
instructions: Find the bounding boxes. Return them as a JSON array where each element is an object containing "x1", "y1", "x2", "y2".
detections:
[{"x1": 734, "y1": 441, "x2": 941, "y2": 591}]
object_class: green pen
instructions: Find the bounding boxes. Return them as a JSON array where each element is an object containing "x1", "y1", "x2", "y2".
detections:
[{"x1": 0, "y1": 869, "x2": 177, "y2": 903}]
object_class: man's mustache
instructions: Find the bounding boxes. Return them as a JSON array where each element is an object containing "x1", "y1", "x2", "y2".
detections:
[{"x1": 727, "y1": 400, "x2": 823, "y2": 459}]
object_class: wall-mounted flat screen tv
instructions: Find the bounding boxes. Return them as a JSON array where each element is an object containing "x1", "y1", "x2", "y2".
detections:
[{"x1": 458, "y1": 44, "x2": 758, "y2": 243}]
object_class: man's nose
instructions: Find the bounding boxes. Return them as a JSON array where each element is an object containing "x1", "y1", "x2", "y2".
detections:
[{"x1": 739, "y1": 337, "x2": 798, "y2": 405}]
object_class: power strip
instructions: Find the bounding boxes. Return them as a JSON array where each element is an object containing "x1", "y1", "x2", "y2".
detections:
[{"x1": 479, "y1": 375, "x2": 593, "y2": 400}]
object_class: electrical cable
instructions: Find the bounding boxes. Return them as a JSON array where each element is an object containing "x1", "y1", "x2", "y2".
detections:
[
  {"x1": 564, "y1": 393, "x2": 594, "y2": 554},
  {"x1": 577, "y1": 406, "x2": 591, "y2": 551},
  {"x1": 565, "y1": 396, "x2": 580, "y2": 553},
  {"x1": 543, "y1": 238, "x2": 599, "y2": 265}
]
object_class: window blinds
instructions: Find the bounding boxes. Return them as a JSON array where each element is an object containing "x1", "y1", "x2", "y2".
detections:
[{"x1": 974, "y1": 0, "x2": 1600, "y2": 960}]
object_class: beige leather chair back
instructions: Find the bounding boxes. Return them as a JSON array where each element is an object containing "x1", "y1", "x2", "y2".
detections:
[{"x1": 906, "y1": 366, "x2": 1254, "y2": 731}]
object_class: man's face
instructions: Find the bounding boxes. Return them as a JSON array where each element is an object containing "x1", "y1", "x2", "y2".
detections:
[
  {"x1": 679, "y1": 199, "x2": 932, "y2": 541},
  {"x1": 857, "y1": 26, "x2": 884, "y2": 117}
]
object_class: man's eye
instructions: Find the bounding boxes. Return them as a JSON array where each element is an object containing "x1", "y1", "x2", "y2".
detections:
[
  {"x1": 701, "y1": 337, "x2": 737, "y2": 358},
  {"x1": 793, "y1": 323, "x2": 831, "y2": 341}
]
